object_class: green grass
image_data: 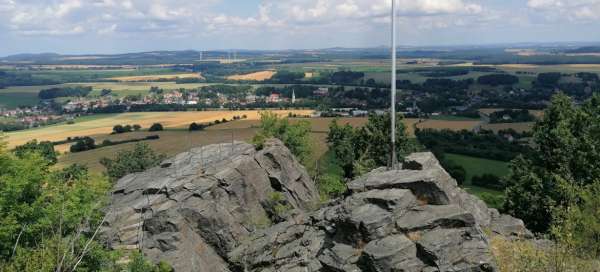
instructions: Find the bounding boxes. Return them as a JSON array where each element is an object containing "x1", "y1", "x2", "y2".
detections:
[
  {"x1": 445, "y1": 153, "x2": 509, "y2": 183},
  {"x1": 444, "y1": 153, "x2": 509, "y2": 209}
]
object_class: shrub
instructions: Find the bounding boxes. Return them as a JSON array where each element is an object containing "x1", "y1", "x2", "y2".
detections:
[
  {"x1": 317, "y1": 174, "x2": 347, "y2": 199},
  {"x1": 112, "y1": 125, "x2": 125, "y2": 134},
  {"x1": 100, "y1": 143, "x2": 166, "y2": 181},
  {"x1": 133, "y1": 124, "x2": 142, "y2": 131},
  {"x1": 14, "y1": 140, "x2": 58, "y2": 164},
  {"x1": 472, "y1": 174, "x2": 505, "y2": 190},
  {"x1": 149, "y1": 123, "x2": 164, "y2": 132},
  {"x1": 189, "y1": 122, "x2": 205, "y2": 131},
  {"x1": 70, "y1": 137, "x2": 96, "y2": 153}
]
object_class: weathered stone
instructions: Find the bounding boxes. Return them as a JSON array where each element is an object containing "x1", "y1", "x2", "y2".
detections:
[
  {"x1": 103, "y1": 140, "x2": 319, "y2": 272},
  {"x1": 396, "y1": 204, "x2": 476, "y2": 232},
  {"x1": 359, "y1": 235, "x2": 426, "y2": 272},
  {"x1": 104, "y1": 145, "x2": 532, "y2": 272}
]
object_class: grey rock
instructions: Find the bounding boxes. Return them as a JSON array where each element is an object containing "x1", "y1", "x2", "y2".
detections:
[
  {"x1": 104, "y1": 144, "x2": 532, "y2": 272},
  {"x1": 103, "y1": 139, "x2": 319, "y2": 272},
  {"x1": 359, "y1": 235, "x2": 426, "y2": 272}
]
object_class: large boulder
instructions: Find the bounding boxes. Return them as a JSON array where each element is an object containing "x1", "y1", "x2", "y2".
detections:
[{"x1": 102, "y1": 139, "x2": 319, "y2": 272}]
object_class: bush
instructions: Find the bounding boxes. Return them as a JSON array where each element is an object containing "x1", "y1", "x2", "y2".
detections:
[
  {"x1": 472, "y1": 174, "x2": 505, "y2": 190},
  {"x1": 252, "y1": 111, "x2": 312, "y2": 165},
  {"x1": 14, "y1": 140, "x2": 58, "y2": 164},
  {"x1": 149, "y1": 123, "x2": 164, "y2": 132},
  {"x1": 100, "y1": 143, "x2": 166, "y2": 181},
  {"x1": 317, "y1": 174, "x2": 347, "y2": 199},
  {"x1": 70, "y1": 137, "x2": 96, "y2": 153},
  {"x1": 133, "y1": 124, "x2": 142, "y2": 131},
  {"x1": 189, "y1": 122, "x2": 205, "y2": 131}
]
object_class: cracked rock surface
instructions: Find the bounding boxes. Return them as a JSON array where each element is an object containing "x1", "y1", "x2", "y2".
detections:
[{"x1": 103, "y1": 142, "x2": 531, "y2": 272}]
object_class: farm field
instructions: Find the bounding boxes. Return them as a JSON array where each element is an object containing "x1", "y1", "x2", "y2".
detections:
[
  {"x1": 55, "y1": 116, "x2": 423, "y2": 173},
  {"x1": 445, "y1": 153, "x2": 509, "y2": 183},
  {"x1": 444, "y1": 153, "x2": 509, "y2": 208},
  {"x1": 54, "y1": 117, "x2": 354, "y2": 172},
  {"x1": 4, "y1": 110, "x2": 313, "y2": 149},
  {"x1": 416, "y1": 119, "x2": 481, "y2": 131},
  {"x1": 108, "y1": 73, "x2": 203, "y2": 82},
  {"x1": 481, "y1": 122, "x2": 535, "y2": 133},
  {"x1": 0, "y1": 85, "x2": 54, "y2": 108},
  {"x1": 227, "y1": 70, "x2": 275, "y2": 81}
]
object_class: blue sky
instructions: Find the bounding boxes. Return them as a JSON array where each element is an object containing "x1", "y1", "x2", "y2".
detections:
[{"x1": 1, "y1": 0, "x2": 600, "y2": 56}]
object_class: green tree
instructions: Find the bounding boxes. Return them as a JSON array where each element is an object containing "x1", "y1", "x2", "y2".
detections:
[
  {"x1": 70, "y1": 137, "x2": 95, "y2": 153},
  {"x1": 252, "y1": 112, "x2": 312, "y2": 165},
  {"x1": 149, "y1": 123, "x2": 164, "y2": 132},
  {"x1": 504, "y1": 93, "x2": 600, "y2": 233},
  {"x1": 552, "y1": 181, "x2": 600, "y2": 259},
  {"x1": 0, "y1": 138, "x2": 117, "y2": 271},
  {"x1": 100, "y1": 143, "x2": 166, "y2": 181},
  {"x1": 13, "y1": 140, "x2": 57, "y2": 164},
  {"x1": 327, "y1": 113, "x2": 412, "y2": 178}
]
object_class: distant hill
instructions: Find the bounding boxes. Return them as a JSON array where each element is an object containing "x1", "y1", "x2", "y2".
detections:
[
  {"x1": 564, "y1": 46, "x2": 600, "y2": 54},
  {"x1": 0, "y1": 50, "x2": 205, "y2": 65}
]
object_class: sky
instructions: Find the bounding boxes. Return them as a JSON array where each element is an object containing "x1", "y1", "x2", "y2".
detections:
[{"x1": 1, "y1": 0, "x2": 600, "y2": 56}]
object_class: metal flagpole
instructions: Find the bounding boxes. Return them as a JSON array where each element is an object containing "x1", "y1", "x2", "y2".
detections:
[{"x1": 390, "y1": 0, "x2": 398, "y2": 169}]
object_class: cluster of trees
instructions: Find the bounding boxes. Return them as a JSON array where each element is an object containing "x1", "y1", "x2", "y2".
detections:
[
  {"x1": 189, "y1": 115, "x2": 247, "y2": 131},
  {"x1": 0, "y1": 71, "x2": 59, "y2": 88},
  {"x1": 477, "y1": 74, "x2": 520, "y2": 86},
  {"x1": 252, "y1": 111, "x2": 312, "y2": 165},
  {"x1": 503, "y1": 94, "x2": 600, "y2": 234},
  {"x1": 494, "y1": 93, "x2": 600, "y2": 265},
  {"x1": 269, "y1": 71, "x2": 306, "y2": 83},
  {"x1": 489, "y1": 109, "x2": 536, "y2": 123},
  {"x1": 327, "y1": 113, "x2": 412, "y2": 178},
  {"x1": 0, "y1": 121, "x2": 28, "y2": 132},
  {"x1": 112, "y1": 124, "x2": 142, "y2": 134},
  {"x1": 38, "y1": 86, "x2": 93, "y2": 99},
  {"x1": 70, "y1": 135, "x2": 160, "y2": 153},
  {"x1": 100, "y1": 143, "x2": 166, "y2": 181},
  {"x1": 14, "y1": 140, "x2": 57, "y2": 164},
  {"x1": 329, "y1": 71, "x2": 365, "y2": 85},
  {"x1": 0, "y1": 136, "x2": 173, "y2": 271},
  {"x1": 535, "y1": 72, "x2": 562, "y2": 87},
  {"x1": 416, "y1": 129, "x2": 530, "y2": 162}
]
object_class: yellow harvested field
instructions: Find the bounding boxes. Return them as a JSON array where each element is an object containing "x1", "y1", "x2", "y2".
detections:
[
  {"x1": 482, "y1": 123, "x2": 535, "y2": 133},
  {"x1": 4, "y1": 110, "x2": 313, "y2": 149},
  {"x1": 227, "y1": 71, "x2": 276, "y2": 81},
  {"x1": 56, "y1": 117, "x2": 419, "y2": 172},
  {"x1": 109, "y1": 73, "x2": 203, "y2": 82},
  {"x1": 416, "y1": 120, "x2": 480, "y2": 131}
]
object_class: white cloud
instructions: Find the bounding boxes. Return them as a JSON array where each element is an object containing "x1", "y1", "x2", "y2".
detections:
[
  {"x1": 0, "y1": 0, "x2": 489, "y2": 39},
  {"x1": 527, "y1": 0, "x2": 600, "y2": 20}
]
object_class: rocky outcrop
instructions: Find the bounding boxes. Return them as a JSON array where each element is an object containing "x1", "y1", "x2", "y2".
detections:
[
  {"x1": 103, "y1": 142, "x2": 532, "y2": 272},
  {"x1": 102, "y1": 139, "x2": 319, "y2": 272}
]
